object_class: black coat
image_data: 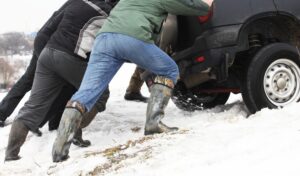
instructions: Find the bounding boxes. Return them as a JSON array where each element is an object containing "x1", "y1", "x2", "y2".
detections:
[
  {"x1": 46, "y1": 0, "x2": 114, "y2": 60},
  {"x1": 34, "y1": 0, "x2": 74, "y2": 56}
]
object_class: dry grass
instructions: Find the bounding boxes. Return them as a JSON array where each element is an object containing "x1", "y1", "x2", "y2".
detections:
[{"x1": 84, "y1": 129, "x2": 189, "y2": 176}]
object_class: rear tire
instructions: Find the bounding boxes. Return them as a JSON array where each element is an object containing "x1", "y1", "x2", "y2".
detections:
[
  {"x1": 172, "y1": 82, "x2": 230, "y2": 111},
  {"x1": 242, "y1": 43, "x2": 300, "y2": 113}
]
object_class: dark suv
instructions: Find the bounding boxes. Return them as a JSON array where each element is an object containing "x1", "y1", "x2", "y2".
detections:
[{"x1": 169, "y1": 0, "x2": 300, "y2": 113}]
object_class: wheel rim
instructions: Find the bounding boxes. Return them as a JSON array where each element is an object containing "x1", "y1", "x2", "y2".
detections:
[{"x1": 263, "y1": 58, "x2": 300, "y2": 107}]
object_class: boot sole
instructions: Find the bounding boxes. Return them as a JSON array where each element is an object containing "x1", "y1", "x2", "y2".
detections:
[
  {"x1": 144, "y1": 126, "x2": 179, "y2": 135},
  {"x1": 72, "y1": 140, "x2": 91, "y2": 148},
  {"x1": 5, "y1": 156, "x2": 21, "y2": 161},
  {"x1": 52, "y1": 152, "x2": 69, "y2": 163}
]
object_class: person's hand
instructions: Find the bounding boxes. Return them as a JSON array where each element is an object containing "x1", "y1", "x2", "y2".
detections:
[{"x1": 202, "y1": 0, "x2": 214, "y2": 6}]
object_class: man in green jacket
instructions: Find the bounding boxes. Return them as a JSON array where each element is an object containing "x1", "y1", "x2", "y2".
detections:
[{"x1": 52, "y1": 0, "x2": 212, "y2": 162}]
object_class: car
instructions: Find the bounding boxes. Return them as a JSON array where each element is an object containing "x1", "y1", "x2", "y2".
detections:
[{"x1": 165, "y1": 0, "x2": 300, "y2": 113}]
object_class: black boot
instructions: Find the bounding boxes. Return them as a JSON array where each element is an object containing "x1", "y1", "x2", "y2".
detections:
[
  {"x1": 48, "y1": 118, "x2": 60, "y2": 131},
  {"x1": 0, "y1": 120, "x2": 4, "y2": 127},
  {"x1": 5, "y1": 120, "x2": 29, "y2": 161},
  {"x1": 72, "y1": 128, "x2": 91, "y2": 147},
  {"x1": 32, "y1": 128, "x2": 42, "y2": 137},
  {"x1": 72, "y1": 106, "x2": 98, "y2": 147},
  {"x1": 125, "y1": 67, "x2": 147, "y2": 103},
  {"x1": 124, "y1": 91, "x2": 148, "y2": 103},
  {"x1": 52, "y1": 103, "x2": 84, "y2": 162},
  {"x1": 144, "y1": 79, "x2": 178, "y2": 135}
]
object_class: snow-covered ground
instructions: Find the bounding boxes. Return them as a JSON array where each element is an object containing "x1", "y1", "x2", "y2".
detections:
[{"x1": 1, "y1": 64, "x2": 300, "y2": 176}]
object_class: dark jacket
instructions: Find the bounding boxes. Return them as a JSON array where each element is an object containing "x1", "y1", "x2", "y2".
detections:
[
  {"x1": 46, "y1": 0, "x2": 113, "y2": 60},
  {"x1": 34, "y1": 0, "x2": 74, "y2": 56}
]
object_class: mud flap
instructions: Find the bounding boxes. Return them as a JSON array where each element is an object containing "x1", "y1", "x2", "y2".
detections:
[{"x1": 217, "y1": 53, "x2": 230, "y2": 82}]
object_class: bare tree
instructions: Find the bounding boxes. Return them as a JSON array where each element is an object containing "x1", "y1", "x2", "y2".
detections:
[
  {"x1": 0, "y1": 32, "x2": 33, "y2": 56},
  {"x1": 0, "y1": 36, "x2": 6, "y2": 55},
  {"x1": 0, "y1": 57, "x2": 15, "y2": 88},
  {"x1": 0, "y1": 32, "x2": 33, "y2": 89}
]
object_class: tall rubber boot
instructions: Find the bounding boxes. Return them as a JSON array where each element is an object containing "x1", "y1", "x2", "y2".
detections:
[
  {"x1": 0, "y1": 120, "x2": 4, "y2": 127},
  {"x1": 72, "y1": 89, "x2": 109, "y2": 147},
  {"x1": 72, "y1": 106, "x2": 98, "y2": 147},
  {"x1": 144, "y1": 78, "x2": 179, "y2": 135},
  {"x1": 5, "y1": 120, "x2": 29, "y2": 161},
  {"x1": 52, "y1": 101, "x2": 84, "y2": 162},
  {"x1": 124, "y1": 67, "x2": 148, "y2": 103},
  {"x1": 72, "y1": 128, "x2": 91, "y2": 147}
]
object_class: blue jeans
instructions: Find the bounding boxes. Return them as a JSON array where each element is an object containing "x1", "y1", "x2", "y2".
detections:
[{"x1": 71, "y1": 33, "x2": 179, "y2": 111}]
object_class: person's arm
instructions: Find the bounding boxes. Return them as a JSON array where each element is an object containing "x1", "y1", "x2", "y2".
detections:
[
  {"x1": 42, "y1": 10, "x2": 64, "y2": 33},
  {"x1": 55, "y1": 0, "x2": 75, "y2": 14},
  {"x1": 38, "y1": 0, "x2": 75, "y2": 35},
  {"x1": 162, "y1": 0, "x2": 212, "y2": 16}
]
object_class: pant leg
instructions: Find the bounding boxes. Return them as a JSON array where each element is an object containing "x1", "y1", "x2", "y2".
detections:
[
  {"x1": 44, "y1": 49, "x2": 110, "y2": 127},
  {"x1": 43, "y1": 84, "x2": 77, "y2": 129},
  {"x1": 94, "y1": 88, "x2": 110, "y2": 112},
  {"x1": 112, "y1": 33, "x2": 179, "y2": 84},
  {"x1": 35, "y1": 48, "x2": 109, "y2": 129},
  {"x1": 71, "y1": 34, "x2": 124, "y2": 111},
  {"x1": 41, "y1": 48, "x2": 88, "y2": 129},
  {"x1": 16, "y1": 48, "x2": 66, "y2": 131},
  {"x1": 71, "y1": 33, "x2": 178, "y2": 112},
  {"x1": 0, "y1": 53, "x2": 38, "y2": 120},
  {"x1": 52, "y1": 49, "x2": 89, "y2": 89},
  {"x1": 0, "y1": 32, "x2": 50, "y2": 121}
]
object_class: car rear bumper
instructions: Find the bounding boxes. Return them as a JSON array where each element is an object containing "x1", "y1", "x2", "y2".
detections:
[{"x1": 174, "y1": 24, "x2": 243, "y2": 77}]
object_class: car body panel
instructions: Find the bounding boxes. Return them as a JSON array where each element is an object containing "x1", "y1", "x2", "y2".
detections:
[
  {"x1": 174, "y1": 0, "x2": 279, "y2": 78},
  {"x1": 274, "y1": 0, "x2": 300, "y2": 20}
]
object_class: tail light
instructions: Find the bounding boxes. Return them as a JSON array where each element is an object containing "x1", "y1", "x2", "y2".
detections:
[
  {"x1": 195, "y1": 56, "x2": 206, "y2": 63},
  {"x1": 198, "y1": 5, "x2": 213, "y2": 24}
]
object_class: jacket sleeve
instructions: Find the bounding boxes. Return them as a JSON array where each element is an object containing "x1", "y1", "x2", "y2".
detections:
[
  {"x1": 55, "y1": 0, "x2": 74, "y2": 12},
  {"x1": 38, "y1": 0, "x2": 74, "y2": 36},
  {"x1": 162, "y1": 0, "x2": 210, "y2": 16},
  {"x1": 45, "y1": 0, "x2": 74, "y2": 26}
]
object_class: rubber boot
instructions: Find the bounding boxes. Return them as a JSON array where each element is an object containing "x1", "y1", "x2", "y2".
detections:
[
  {"x1": 124, "y1": 92, "x2": 148, "y2": 103},
  {"x1": 32, "y1": 128, "x2": 42, "y2": 137},
  {"x1": 72, "y1": 128, "x2": 91, "y2": 147},
  {"x1": 72, "y1": 106, "x2": 98, "y2": 147},
  {"x1": 52, "y1": 107, "x2": 83, "y2": 162},
  {"x1": 0, "y1": 112, "x2": 5, "y2": 127},
  {"x1": 144, "y1": 83, "x2": 178, "y2": 135},
  {"x1": 125, "y1": 67, "x2": 148, "y2": 103},
  {"x1": 48, "y1": 116, "x2": 61, "y2": 131},
  {"x1": 0, "y1": 120, "x2": 4, "y2": 127},
  {"x1": 5, "y1": 120, "x2": 29, "y2": 161}
]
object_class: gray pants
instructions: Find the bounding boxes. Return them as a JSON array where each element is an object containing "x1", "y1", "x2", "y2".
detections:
[{"x1": 17, "y1": 47, "x2": 109, "y2": 131}]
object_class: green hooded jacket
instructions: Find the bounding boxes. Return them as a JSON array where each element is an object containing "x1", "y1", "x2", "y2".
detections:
[{"x1": 99, "y1": 0, "x2": 210, "y2": 43}]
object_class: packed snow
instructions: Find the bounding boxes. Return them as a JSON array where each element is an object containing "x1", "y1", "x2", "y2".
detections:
[{"x1": 1, "y1": 63, "x2": 300, "y2": 176}]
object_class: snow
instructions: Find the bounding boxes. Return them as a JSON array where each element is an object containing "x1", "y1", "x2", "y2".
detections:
[{"x1": 1, "y1": 63, "x2": 300, "y2": 176}]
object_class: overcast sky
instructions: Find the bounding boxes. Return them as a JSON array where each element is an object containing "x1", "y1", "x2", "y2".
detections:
[{"x1": 0, "y1": 0, "x2": 66, "y2": 34}]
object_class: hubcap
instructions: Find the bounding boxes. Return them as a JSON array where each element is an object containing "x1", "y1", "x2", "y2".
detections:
[{"x1": 263, "y1": 59, "x2": 300, "y2": 107}]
